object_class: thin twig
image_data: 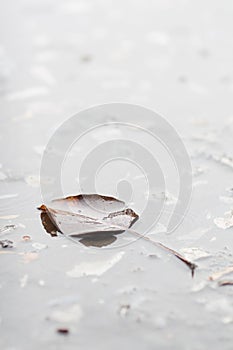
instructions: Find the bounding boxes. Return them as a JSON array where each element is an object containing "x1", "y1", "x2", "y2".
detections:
[
  {"x1": 123, "y1": 227, "x2": 197, "y2": 277},
  {"x1": 218, "y1": 280, "x2": 233, "y2": 287}
]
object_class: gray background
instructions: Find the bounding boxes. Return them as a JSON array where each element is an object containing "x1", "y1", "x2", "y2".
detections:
[{"x1": 0, "y1": 1, "x2": 233, "y2": 349}]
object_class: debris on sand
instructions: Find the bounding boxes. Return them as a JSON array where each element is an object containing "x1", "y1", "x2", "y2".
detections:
[
  {"x1": 22, "y1": 235, "x2": 31, "y2": 241},
  {"x1": 209, "y1": 266, "x2": 233, "y2": 281},
  {"x1": 211, "y1": 153, "x2": 233, "y2": 170},
  {"x1": 0, "y1": 239, "x2": 13, "y2": 248},
  {"x1": 119, "y1": 304, "x2": 130, "y2": 317},
  {"x1": 0, "y1": 224, "x2": 17, "y2": 234},
  {"x1": 214, "y1": 210, "x2": 233, "y2": 229},
  {"x1": 57, "y1": 328, "x2": 69, "y2": 335},
  {"x1": 218, "y1": 280, "x2": 233, "y2": 287}
]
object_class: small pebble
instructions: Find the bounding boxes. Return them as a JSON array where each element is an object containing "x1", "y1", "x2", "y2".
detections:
[
  {"x1": 22, "y1": 235, "x2": 31, "y2": 241},
  {"x1": 57, "y1": 328, "x2": 69, "y2": 335}
]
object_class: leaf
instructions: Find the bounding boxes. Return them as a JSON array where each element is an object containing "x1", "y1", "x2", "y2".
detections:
[
  {"x1": 38, "y1": 194, "x2": 139, "y2": 238},
  {"x1": 38, "y1": 194, "x2": 197, "y2": 275}
]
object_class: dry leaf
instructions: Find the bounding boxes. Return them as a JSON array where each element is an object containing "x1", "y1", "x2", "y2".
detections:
[
  {"x1": 38, "y1": 194, "x2": 139, "y2": 238},
  {"x1": 38, "y1": 194, "x2": 197, "y2": 275}
]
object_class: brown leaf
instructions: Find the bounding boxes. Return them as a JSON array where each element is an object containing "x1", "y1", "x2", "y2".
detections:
[
  {"x1": 38, "y1": 194, "x2": 197, "y2": 275},
  {"x1": 38, "y1": 194, "x2": 139, "y2": 238},
  {"x1": 40, "y1": 212, "x2": 59, "y2": 237}
]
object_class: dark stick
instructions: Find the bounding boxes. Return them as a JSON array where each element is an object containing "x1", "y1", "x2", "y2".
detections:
[{"x1": 126, "y1": 228, "x2": 197, "y2": 277}]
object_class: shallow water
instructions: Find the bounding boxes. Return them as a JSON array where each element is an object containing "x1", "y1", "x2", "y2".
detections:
[{"x1": 1, "y1": 1, "x2": 233, "y2": 349}]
